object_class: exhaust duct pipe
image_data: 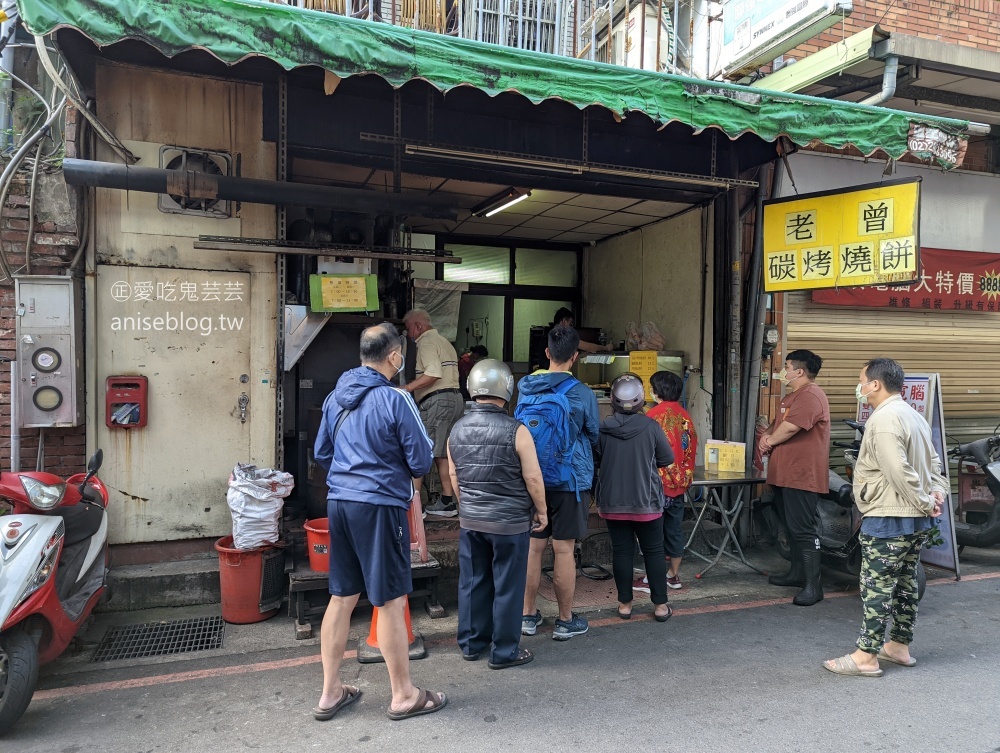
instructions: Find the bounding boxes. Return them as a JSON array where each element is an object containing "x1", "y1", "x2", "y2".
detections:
[{"x1": 61, "y1": 158, "x2": 459, "y2": 220}]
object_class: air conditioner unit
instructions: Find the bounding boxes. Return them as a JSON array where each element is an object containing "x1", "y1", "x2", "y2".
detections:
[{"x1": 157, "y1": 145, "x2": 233, "y2": 219}]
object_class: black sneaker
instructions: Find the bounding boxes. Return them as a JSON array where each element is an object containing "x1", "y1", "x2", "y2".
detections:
[{"x1": 425, "y1": 499, "x2": 458, "y2": 517}]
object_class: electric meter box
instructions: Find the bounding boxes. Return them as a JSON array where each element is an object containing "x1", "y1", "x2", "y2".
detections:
[{"x1": 15, "y1": 276, "x2": 84, "y2": 428}]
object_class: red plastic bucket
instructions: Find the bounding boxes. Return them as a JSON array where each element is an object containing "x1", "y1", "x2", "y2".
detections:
[
  {"x1": 304, "y1": 518, "x2": 330, "y2": 572},
  {"x1": 214, "y1": 536, "x2": 280, "y2": 624}
]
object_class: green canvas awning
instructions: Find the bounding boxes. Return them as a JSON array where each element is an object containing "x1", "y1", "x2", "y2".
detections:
[{"x1": 16, "y1": 0, "x2": 973, "y2": 166}]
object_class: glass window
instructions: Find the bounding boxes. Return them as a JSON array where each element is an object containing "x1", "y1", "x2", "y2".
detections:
[
  {"x1": 514, "y1": 248, "x2": 578, "y2": 287},
  {"x1": 512, "y1": 298, "x2": 572, "y2": 363},
  {"x1": 443, "y1": 245, "x2": 510, "y2": 285}
]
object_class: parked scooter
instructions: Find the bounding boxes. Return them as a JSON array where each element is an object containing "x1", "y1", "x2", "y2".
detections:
[
  {"x1": 761, "y1": 420, "x2": 927, "y2": 599},
  {"x1": 0, "y1": 449, "x2": 109, "y2": 734},
  {"x1": 950, "y1": 429, "x2": 1000, "y2": 549}
]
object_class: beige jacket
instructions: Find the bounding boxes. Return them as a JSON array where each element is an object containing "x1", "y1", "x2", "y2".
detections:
[{"x1": 853, "y1": 394, "x2": 949, "y2": 518}]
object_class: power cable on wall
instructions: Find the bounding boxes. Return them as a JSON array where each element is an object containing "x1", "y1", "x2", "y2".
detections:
[
  {"x1": 0, "y1": 97, "x2": 66, "y2": 282},
  {"x1": 33, "y1": 35, "x2": 136, "y2": 164},
  {"x1": 876, "y1": 0, "x2": 901, "y2": 26},
  {"x1": 0, "y1": 37, "x2": 125, "y2": 281},
  {"x1": 23, "y1": 140, "x2": 42, "y2": 274}
]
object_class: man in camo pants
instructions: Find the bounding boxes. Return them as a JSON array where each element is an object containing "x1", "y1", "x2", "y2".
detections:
[{"x1": 823, "y1": 358, "x2": 947, "y2": 677}]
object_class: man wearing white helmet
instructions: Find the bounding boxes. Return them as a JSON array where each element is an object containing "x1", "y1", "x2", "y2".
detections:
[{"x1": 447, "y1": 359, "x2": 548, "y2": 669}]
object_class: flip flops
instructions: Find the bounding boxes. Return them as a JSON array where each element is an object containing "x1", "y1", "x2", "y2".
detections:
[
  {"x1": 386, "y1": 688, "x2": 448, "y2": 721},
  {"x1": 312, "y1": 685, "x2": 362, "y2": 721},
  {"x1": 823, "y1": 654, "x2": 883, "y2": 677},
  {"x1": 654, "y1": 605, "x2": 673, "y2": 622},
  {"x1": 878, "y1": 650, "x2": 917, "y2": 667}
]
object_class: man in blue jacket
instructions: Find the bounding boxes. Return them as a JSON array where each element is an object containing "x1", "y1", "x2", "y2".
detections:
[
  {"x1": 517, "y1": 325, "x2": 600, "y2": 641},
  {"x1": 312, "y1": 323, "x2": 447, "y2": 723}
]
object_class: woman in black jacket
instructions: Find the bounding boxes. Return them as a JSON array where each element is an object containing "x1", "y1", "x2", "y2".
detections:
[{"x1": 596, "y1": 374, "x2": 675, "y2": 621}]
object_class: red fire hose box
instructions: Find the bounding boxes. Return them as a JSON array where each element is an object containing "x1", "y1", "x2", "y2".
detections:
[{"x1": 106, "y1": 376, "x2": 148, "y2": 428}]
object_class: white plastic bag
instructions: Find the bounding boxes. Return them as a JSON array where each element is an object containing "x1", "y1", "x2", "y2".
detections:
[
  {"x1": 624, "y1": 320, "x2": 666, "y2": 351},
  {"x1": 227, "y1": 464, "x2": 294, "y2": 550}
]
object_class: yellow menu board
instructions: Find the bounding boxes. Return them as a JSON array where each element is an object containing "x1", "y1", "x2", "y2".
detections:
[
  {"x1": 628, "y1": 350, "x2": 658, "y2": 402},
  {"x1": 308, "y1": 274, "x2": 379, "y2": 312},
  {"x1": 762, "y1": 177, "x2": 921, "y2": 293}
]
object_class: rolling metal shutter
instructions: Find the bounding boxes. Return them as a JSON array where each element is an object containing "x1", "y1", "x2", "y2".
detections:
[{"x1": 786, "y1": 291, "x2": 1000, "y2": 449}]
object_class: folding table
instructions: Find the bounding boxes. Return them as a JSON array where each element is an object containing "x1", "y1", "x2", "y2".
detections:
[{"x1": 684, "y1": 467, "x2": 767, "y2": 577}]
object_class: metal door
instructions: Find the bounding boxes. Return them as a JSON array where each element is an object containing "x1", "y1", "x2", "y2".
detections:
[{"x1": 96, "y1": 265, "x2": 254, "y2": 543}]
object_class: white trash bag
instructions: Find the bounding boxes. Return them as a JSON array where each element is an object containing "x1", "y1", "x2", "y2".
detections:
[{"x1": 227, "y1": 464, "x2": 295, "y2": 550}]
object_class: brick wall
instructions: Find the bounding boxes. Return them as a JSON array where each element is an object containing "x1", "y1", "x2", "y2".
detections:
[
  {"x1": 788, "y1": 0, "x2": 1000, "y2": 57},
  {"x1": 0, "y1": 106, "x2": 85, "y2": 478}
]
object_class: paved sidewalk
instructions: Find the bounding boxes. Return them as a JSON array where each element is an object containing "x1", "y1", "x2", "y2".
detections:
[{"x1": 42, "y1": 542, "x2": 996, "y2": 685}]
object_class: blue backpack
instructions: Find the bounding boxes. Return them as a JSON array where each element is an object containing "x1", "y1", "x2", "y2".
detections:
[{"x1": 515, "y1": 377, "x2": 578, "y2": 491}]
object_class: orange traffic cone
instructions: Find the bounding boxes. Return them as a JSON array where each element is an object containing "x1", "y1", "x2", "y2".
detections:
[{"x1": 357, "y1": 599, "x2": 427, "y2": 664}]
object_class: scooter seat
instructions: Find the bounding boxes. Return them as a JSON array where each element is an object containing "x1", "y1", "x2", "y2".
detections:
[{"x1": 55, "y1": 501, "x2": 104, "y2": 546}]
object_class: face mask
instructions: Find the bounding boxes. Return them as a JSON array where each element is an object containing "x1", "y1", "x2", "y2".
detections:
[
  {"x1": 391, "y1": 351, "x2": 405, "y2": 377},
  {"x1": 778, "y1": 368, "x2": 798, "y2": 384},
  {"x1": 856, "y1": 380, "x2": 874, "y2": 404}
]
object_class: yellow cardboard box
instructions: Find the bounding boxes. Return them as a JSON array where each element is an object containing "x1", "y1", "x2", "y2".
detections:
[{"x1": 705, "y1": 440, "x2": 746, "y2": 475}]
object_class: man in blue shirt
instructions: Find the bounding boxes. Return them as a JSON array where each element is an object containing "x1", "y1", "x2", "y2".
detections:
[
  {"x1": 516, "y1": 325, "x2": 600, "y2": 641},
  {"x1": 312, "y1": 323, "x2": 447, "y2": 722}
]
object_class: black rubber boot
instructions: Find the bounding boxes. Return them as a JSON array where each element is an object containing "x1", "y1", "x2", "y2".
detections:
[
  {"x1": 768, "y1": 541, "x2": 805, "y2": 587},
  {"x1": 793, "y1": 549, "x2": 824, "y2": 606}
]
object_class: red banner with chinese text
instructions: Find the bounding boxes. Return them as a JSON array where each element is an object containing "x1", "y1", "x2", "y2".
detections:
[{"x1": 811, "y1": 248, "x2": 1000, "y2": 312}]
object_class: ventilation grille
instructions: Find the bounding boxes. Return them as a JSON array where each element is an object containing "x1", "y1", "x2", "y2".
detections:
[{"x1": 157, "y1": 145, "x2": 232, "y2": 219}]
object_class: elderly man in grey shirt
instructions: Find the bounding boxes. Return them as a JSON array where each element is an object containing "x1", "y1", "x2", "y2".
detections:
[{"x1": 824, "y1": 358, "x2": 948, "y2": 678}]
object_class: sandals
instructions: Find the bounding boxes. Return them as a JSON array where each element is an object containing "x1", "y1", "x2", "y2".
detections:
[
  {"x1": 386, "y1": 688, "x2": 448, "y2": 721},
  {"x1": 312, "y1": 685, "x2": 362, "y2": 721},
  {"x1": 488, "y1": 648, "x2": 534, "y2": 670},
  {"x1": 823, "y1": 654, "x2": 883, "y2": 677},
  {"x1": 878, "y1": 650, "x2": 917, "y2": 667},
  {"x1": 654, "y1": 605, "x2": 672, "y2": 622},
  {"x1": 617, "y1": 605, "x2": 632, "y2": 620}
]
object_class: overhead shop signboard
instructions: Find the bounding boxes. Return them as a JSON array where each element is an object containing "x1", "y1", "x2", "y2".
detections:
[
  {"x1": 762, "y1": 177, "x2": 921, "y2": 293},
  {"x1": 812, "y1": 247, "x2": 1000, "y2": 311},
  {"x1": 719, "y1": 0, "x2": 852, "y2": 78}
]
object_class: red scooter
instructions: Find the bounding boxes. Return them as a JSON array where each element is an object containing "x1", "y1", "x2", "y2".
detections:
[{"x1": 0, "y1": 449, "x2": 109, "y2": 734}]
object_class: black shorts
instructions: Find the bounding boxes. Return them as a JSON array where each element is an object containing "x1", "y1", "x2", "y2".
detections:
[
  {"x1": 531, "y1": 489, "x2": 590, "y2": 541},
  {"x1": 327, "y1": 498, "x2": 412, "y2": 607}
]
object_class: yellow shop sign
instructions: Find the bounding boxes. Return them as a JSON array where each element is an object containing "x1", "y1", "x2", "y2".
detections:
[{"x1": 762, "y1": 177, "x2": 921, "y2": 292}]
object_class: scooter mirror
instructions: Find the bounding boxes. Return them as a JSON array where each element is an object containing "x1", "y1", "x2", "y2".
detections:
[{"x1": 88, "y1": 449, "x2": 104, "y2": 473}]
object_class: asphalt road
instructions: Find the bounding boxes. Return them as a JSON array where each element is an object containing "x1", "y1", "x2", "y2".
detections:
[{"x1": 7, "y1": 573, "x2": 1000, "y2": 753}]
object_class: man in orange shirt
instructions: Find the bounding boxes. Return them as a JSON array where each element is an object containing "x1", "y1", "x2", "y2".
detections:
[{"x1": 759, "y1": 349, "x2": 831, "y2": 607}]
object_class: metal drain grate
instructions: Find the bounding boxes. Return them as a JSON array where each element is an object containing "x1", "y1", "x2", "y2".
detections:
[{"x1": 91, "y1": 616, "x2": 226, "y2": 662}]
